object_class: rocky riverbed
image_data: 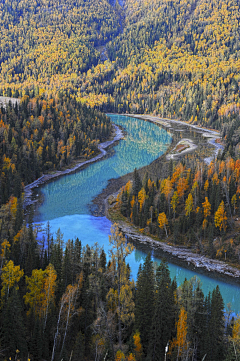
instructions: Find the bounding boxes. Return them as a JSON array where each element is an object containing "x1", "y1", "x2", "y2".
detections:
[{"x1": 116, "y1": 221, "x2": 240, "y2": 280}]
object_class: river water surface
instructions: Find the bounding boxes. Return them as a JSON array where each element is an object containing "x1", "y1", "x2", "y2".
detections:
[{"x1": 34, "y1": 114, "x2": 240, "y2": 314}]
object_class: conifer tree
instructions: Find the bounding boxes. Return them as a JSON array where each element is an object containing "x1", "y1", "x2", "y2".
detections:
[
  {"x1": 135, "y1": 253, "x2": 155, "y2": 355},
  {"x1": 147, "y1": 260, "x2": 176, "y2": 361},
  {"x1": 133, "y1": 168, "x2": 142, "y2": 197},
  {"x1": 208, "y1": 286, "x2": 225, "y2": 361},
  {"x1": 1, "y1": 288, "x2": 28, "y2": 360}
]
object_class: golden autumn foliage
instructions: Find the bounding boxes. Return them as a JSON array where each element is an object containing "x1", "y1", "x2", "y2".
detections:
[
  {"x1": 115, "y1": 350, "x2": 126, "y2": 361},
  {"x1": 133, "y1": 331, "x2": 143, "y2": 361},
  {"x1": 233, "y1": 316, "x2": 240, "y2": 340},
  {"x1": 0, "y1": 95, "x2": 111, "y2": 206},
  {"x1": 185, "y1": 193, "x2": 193, "y2": 217},
  {"x1": 1, "y1": 0, "x2": 240, "y2": 137},
  {"x1": 177, "y1": 177, "x2": 188, "y2": 201},
  {"x1": 158, "y1": 212, "x2": 168, "y2": 237},
  {"x1": 202, "y1": 197, "x2": 211, "y2": 219},
  {"x1": 119, "y1": 156, "x2": 240, "y2": 262},
  {"x1": 161, "y1": 177, "x2": 173, "y2": 200},
  {"x1": 214, "y1": 201, "x2": 228, "y2": 232},
  {"x1": 24, "y1": 263, "x2": 57, "y2": 320},
  {"x1": 169, "y1": 307, "x2": 189, "y2": 360},
  {"x1": 1, "y1": 260, "x2": 24, "y2": 305},
  {"x1": 138, "y1": 188, "x2": 147, "y2": 212},
  {"x1": 0, "y1": 239, "x2": 10, "y2": 268},
  {"x1": 127, "y1": 353, "x2": 136, "y2": 361},
  {"x1": 171, "y1": 191, "x2": 179, "y2": 219}
]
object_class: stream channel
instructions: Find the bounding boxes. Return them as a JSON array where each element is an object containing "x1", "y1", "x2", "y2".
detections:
[{"x1": 33, "y1": 114, "x2": 240, "y2": 314}]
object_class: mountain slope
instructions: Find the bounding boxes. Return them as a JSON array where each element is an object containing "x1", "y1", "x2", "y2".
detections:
[{"x1": 1, "y1": 0, "x2": 240, "y2": 145}]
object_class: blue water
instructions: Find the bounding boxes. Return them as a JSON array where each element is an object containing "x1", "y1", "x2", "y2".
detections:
[{"x1": 34, "y1": 115, "x2": 240, "y2": 314}]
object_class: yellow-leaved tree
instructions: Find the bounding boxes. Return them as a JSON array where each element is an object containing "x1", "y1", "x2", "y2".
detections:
[
  {"x1": 171, "y1": 191, "x2": 179, "y2": 220},
  {"x1": 162, "y1": 177, "x2": 173, "y2": 213},
  {"x1": 138, "y1": 188, "x2": 146, "y2": 212},
  {"x1": 185, "y1": 193, "x2": 193, "y2": 217},
  {"x1": 1, "y1": 260, "x2": 24, "y2": 306},
  {"x1": 133, "y1": 331, "x2": 143, "y2": 361},
  {"x1": 0, "y1": 239, "x2": 11, "y2": 270},
  {"x1": 107, "y1": 224, "x2": 135, "y2": 352},
  {"x1": 51, "y1": 273, "x2": 83, "y2": 361},
  {"x1": 228, "y1": 314, "x2": 240, "y2": 357},
  {"x1": 115, "y1": 350, "x2": 126, "y2": 360},
  {"x1": 158, "y1": 212, "x2": 168, "y2": 237},
  {"x1": 202, "y1": 197, "x2": 211, "y2": 230},
  {"x1": 24, "y1": 263, "x2": 57, "y2": 329},
  {"x1": 169, "y1": 307, "x2": 189, "y2": 361},
  {"x1": 214, "y1": 200, "x2": 227, "y2": 232}
]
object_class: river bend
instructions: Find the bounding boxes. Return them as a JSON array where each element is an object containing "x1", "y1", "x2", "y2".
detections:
[{"x1": 34, "y1": 114, "x2": 240, "y2": 314}]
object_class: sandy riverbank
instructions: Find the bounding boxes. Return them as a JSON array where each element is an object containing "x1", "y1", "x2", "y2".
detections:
[{"x1": 166, "y1": 138, "x2": 198, "y2": 160}]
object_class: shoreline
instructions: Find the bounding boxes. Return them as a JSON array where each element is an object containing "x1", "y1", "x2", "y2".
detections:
[
  {"x1": 124, "y1": 113, "x2": 224, "y2": 163},
  {"x1": 92, "y1": 113, "x2": 223, "y2": 216},
  {"x1": 116, "y1": 221, "x2": 240, "y2": 281},
  {"x1": 24, "y1": 112, "x2": 239, "y2": 281},
  {"x1": 24, "y1": 124, "x2": 124, "y2": 207},
  {"x1": 103, "y1": 114, "x2": 240, "y2": 281}
]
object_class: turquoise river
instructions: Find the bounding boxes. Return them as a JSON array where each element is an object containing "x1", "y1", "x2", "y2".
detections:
[{"x1": 34, "y1": 114, "x2": 240, "y2": 314}]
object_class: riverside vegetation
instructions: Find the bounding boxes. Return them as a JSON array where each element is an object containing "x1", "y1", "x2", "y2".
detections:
[
  {"x1": 1, "y1": 0, "x2": 240, "y2": 359},
  {"x1": 116, "y1": 157, "x2": 240, "y2": 265}
]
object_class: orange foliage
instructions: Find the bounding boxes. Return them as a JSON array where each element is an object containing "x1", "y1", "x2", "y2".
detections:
[{"x1": 177, "y1": 177, "x2": 188, "y2": 200}]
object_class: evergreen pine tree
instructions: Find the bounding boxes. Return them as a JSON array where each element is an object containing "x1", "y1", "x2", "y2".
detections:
[
  {"x1": 1, "y1": 288, "x2": 28, "y2": 360},
  {"x1": 147, "y1": 259, "x2": 176, "y2": 361},
  {"x1": 30, "y1": 317, "x2": 43, "y2": 361},
  {"x1": 208, "y1": 286, "x2": 225, "y2": 361},
  {"x1": 135, "y1": 253, "x2": 155, "y2": 356},
  {"x1": 133, "y1": 168, "x2": 142, "y2": 197}
]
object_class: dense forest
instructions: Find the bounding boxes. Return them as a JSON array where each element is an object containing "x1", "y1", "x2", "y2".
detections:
[
  {"x1": 0, "y1": 216, "x2": 238, "y2": 361},
  {"x1": 0, "y1": 95, "x2": 111, "y2": 205},
  {"x1": 1, "y1": 0, "x2": 240, "y2": 134},
  {"x1": 115, "y1": 156, "x2": 240, "y2": 264}
]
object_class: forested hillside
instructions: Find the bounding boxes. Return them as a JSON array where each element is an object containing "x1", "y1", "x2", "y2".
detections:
[
  {"x1": 0, "y1": 0, "x2": 121, "y2": 90},
  {"x1": 0, "y1": 96, "x2": 111, "y2": 206},
  {"x1": 116, "y1": 158, "x2": 240, "y2": 264},
  {"x1": 1, "y1": 0, "x2": 240, "y2": 135}
]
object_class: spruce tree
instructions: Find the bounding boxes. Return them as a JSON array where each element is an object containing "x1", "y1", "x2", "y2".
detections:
[
  {"x1": 147, "y1": 259, "x2": 176, "y2": 361},
  {"x1": 208, "y1": 286, "x2": 225, "y2": 361},
  {"x1": 1, "y1": 288, "x2": 28, "y2": 360},
  {"x1": 133, "y1": 168, "x2": 142, "y2": 197},
  {"x1": 135, "y1": 253, "x2": 155, "y2": 355}
]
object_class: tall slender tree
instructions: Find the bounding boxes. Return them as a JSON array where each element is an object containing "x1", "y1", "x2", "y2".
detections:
[
  {"x1": 147, "y1": 260, "x2": 176, "y2": 361},
  {"x1": 135, "y1": 253, "x2": 155, "y2": 355}
]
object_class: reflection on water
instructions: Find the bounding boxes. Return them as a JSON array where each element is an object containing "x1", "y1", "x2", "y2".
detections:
[
  {"x1": 34, "y1": 115, "x2": 172, "y2": 221},
  {"x1": 34, "y1": 115, "x2": 240, "y2": 314}
]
